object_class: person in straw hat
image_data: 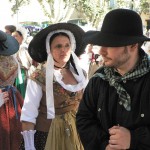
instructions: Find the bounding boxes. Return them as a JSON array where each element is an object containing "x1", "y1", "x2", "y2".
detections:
[
  {"x1": 76, "y1": 8, "x2": 150, "y2": 150},
  {"x1": 20, "y1": 22, "x2": 88, "y2": 150},
  {"x1": 0, "y1": 30, "x2": 23, "y2": 150}
]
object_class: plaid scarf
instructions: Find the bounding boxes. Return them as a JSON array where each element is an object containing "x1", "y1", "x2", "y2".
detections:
[{"x1": 94, "y1": 51, "x2": 150, "y2": 111}]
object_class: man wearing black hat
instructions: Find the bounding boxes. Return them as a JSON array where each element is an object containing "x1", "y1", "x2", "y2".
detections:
[{"x1": 76, "y1": 9, "x2": 150, "y2": 150}]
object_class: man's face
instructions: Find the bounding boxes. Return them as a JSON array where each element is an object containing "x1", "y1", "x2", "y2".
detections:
[{"x1": 99, "y1": 46, "x2": 132, "y2": 69}]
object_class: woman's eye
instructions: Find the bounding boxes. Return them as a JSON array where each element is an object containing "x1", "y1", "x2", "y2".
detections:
[
  {"x1": 56, "y1": 44, "x2": 62, "y2": 48},
  {"x1": 55, "y1": 44, "x2": 70, "y2": 49},
  {"x1": 65, "y1": 44, "x2": 70, "y2": 48}
]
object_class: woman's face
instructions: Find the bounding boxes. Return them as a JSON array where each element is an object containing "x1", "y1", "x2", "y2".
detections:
[{"x1": 50, "y1": 35, "x2": 71, "y2": 66}]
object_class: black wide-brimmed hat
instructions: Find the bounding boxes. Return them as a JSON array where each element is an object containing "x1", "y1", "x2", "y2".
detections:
[
  {"x1": 0, "y1": 30, "x2": 19, "y2": 56},
  {"x1": 28, "y1": 23, "x2": 85, "y2": 63},
  {"x1": 83, "y1": 9, "x2": 150, "y2": 47}
]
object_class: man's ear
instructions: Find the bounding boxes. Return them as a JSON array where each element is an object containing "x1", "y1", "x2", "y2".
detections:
[{"x1": 130, "y1": 43, "x2": 138, "y2": 48}]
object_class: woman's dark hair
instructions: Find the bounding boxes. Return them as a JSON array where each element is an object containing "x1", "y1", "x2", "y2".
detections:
[
  {"x1": 50, "y1": 32, "x2": 79, "y2": 75},
  {"x1": 16, "y1": 30, "x2": 23, "y2": 37},
  {"x1": 70, "y1": 55, "x2": 79, "y2": 75},
  {"x1": 50, "y1": 32, "x2": 70, "y2": 46}
]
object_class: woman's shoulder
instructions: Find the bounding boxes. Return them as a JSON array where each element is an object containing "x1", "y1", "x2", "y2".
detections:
[{"x1": 29, "y1": 63, "x2": 46, "y2": 86}]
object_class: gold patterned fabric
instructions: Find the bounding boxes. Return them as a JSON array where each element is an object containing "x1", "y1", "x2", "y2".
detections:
[
  {"x1": 45, "y1": 82, "x2": 84, "y2": 150},
  {"x1": 0, "y1": 56, "x2": 18, "y2": 86},
  {"x1": 30, "y1": 65, "x2": 84, "y2": 150},
  {"x1": 30, "y1": 64, "x2": 46, "y2": 91},
  {"x1": 0, "y1": 55, "x2": 23, "y2": 150}
]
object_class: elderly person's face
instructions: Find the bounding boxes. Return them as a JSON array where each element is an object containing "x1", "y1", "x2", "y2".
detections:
[
  {"x1": 12, "y1": 31, "x2": 23, "y2": 45},
  {"x1": 50, "y1": 35, "x2": 71, "y2": 66}
]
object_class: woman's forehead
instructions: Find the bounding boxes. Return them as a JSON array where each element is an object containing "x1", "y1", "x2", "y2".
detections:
[{"x1": 51, "y1": 35, "x2": 70, "y2": 43}]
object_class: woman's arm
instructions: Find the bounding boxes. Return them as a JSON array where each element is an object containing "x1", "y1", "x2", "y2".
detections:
[
  {"x1": 20, "y1": 79, "x2": 42, "y2": 126},
  {"x1": 22, "y1": 121, "x2": 35, "y2": 131},
  {"x1": 20, "y1": 79, "x2": 42, "y2": 150}
]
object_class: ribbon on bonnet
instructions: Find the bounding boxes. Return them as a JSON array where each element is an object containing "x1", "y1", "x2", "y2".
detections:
[{"x1": 45, "y1": 29, "x2": 88, "y2": 119}]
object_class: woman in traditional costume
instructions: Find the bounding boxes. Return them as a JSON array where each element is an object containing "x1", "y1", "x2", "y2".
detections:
[
  {"x1": 0, "y1": 30, "x2": 23, "y2": 150},
  {"x1": 20, "y1": 23, "x2": 88, "y2": 150}
]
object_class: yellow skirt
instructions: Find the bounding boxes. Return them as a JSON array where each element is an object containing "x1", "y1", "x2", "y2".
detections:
[{"x1": 45, "y1": 111, "x2": 84, "y2": 150}]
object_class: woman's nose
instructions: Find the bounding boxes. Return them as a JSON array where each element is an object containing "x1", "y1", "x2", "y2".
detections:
[
  {"x1": 61, "y1": 46, "x2": 65, "y2": 51},
  {"x1": 58, "y1": 46, "x2": 65, "y2": 52},
  {"x1": 61, "y1": 45, "x2": 69, "y2": 52}
]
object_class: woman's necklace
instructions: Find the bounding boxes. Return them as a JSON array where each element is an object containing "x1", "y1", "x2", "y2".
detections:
[
  {"x1": 54, "y1": 63, "x2": 69, "y2": 69},
  {"x1": 54, "y1": 65, "x2": 66, "y2": 69},
  {"x1": 54, "y1": 62, "x2": 69, "y2": 69}
]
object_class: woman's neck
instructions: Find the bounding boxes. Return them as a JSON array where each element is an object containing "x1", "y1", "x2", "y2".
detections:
[{"x1": 54, "y1": 62, "x2": 69, "y2": 69}]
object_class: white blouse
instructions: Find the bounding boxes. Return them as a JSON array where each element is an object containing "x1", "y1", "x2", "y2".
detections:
[
  {"x1": 20, "y1": 79, "x2": 42, "y2": 124},
  {"x1": 20, "y1": 66, "x2": 88, "y2": 124}
]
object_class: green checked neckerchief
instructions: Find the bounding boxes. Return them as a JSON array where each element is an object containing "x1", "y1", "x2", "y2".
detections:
[{"x1": 94, "y1": 51, "x2": 150, "y2": 111}]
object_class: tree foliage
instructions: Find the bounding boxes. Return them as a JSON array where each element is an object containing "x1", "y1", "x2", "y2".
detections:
[
  {"x1": 9, "y1": 0, "x2": 30, "y2": 14},
  {"x1": 37, "y1": 0, "x2": 80, "y2": 24},
  {"x1": 77, "y1": 0, "x2": 106, "y2": 28},
  {"x1": 9, "y1": 0, "x2": 150, "y2": 29},
  {"x1": 136, "y1": 0, "x2": 150, "y2": 15},
  {"x1": 115, "y1": 0, "x2": 150, "y2": 15}
]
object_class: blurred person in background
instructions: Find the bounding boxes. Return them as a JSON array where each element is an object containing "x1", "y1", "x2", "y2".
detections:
[
  {"x1": 142, "y1": 29, "x2": 150, "y2": 55},
  {"x1": 142, "y1": 41, "x2": 150, "y2": 55},
  {"x1": 4, "y1": 25, "x2": 16, "y2": 35},
  {"x1": 12, "y1": 26, "x2": 38, "y2": 98},
  {"x1": 86, "y1": 44, "x2": 103, "y2": 79}
]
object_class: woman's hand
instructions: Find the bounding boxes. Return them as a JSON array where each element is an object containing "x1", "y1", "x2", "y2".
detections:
[{"x1": 0, "y1": 89, "x2": 9, "y2": 107}]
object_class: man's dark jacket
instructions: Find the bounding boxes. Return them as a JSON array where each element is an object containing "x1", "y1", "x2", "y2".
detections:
[{"x1": 76, "y1": 67, "x2": 150, "y2": 150}]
